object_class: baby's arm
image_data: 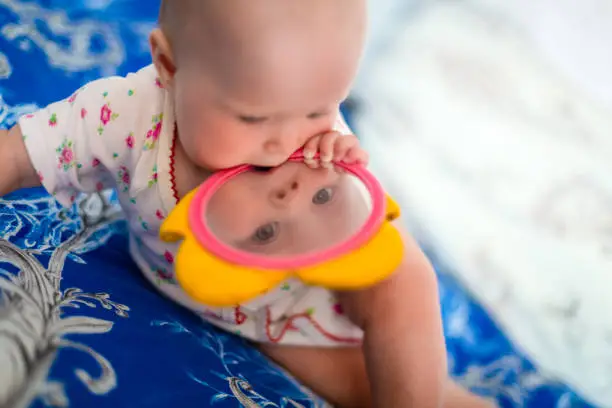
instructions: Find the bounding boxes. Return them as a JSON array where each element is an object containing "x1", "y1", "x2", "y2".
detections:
[
  {"x1": 6, "y1": 72, "x2": 151, "y2": 207},
  {"x1": 338, "y1": 221, "x2": 447, "y2": 407},
  {"x1": 261, "y1": 224, "x2": 452, "y2": 407},
  {"x1": 260, "y1": 225, "x2": 493, "y2": 407},
  {"x1": 260, "y1": 223, "x2": 446, "y2": 407},
  {"x1": 0, "y1": 125, "x2": 40, "y2": 196},
  {"x1": 340, "y1": 223, "x2": 495, "y2": 407}
]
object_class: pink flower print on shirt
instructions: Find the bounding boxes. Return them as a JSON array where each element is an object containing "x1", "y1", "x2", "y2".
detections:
[
  {"x1": 332, "y1": 303, "x2": 344, "y2": 315},
  {"x1": 48, "y1": 113, "x2": 58, "y2": 127},
  {"x1": 96, "y1": 182, "x2": 104, "y2": 192},
  {"x1": 164, "y1": 251, "x2": 174, "y2": 264},
  {"x1": 153, "y1": 267, "x2": 176, "y2": 285},
  {"x1": 56, "y1": 140, "x2": 75, "y2": 172},
  {"x1": 125, "y1": 132, "x2": 135, "y2": 149},
  {"x1": 143, "y1": 114, "x2": 163, "y2": 151},
  {"x1": 67, "y1": 92, "x2": 78, "y2": 105},
  {"x1": 25, "y1": 113, "x2": 34, "y2": 119},
  {"x1": 155, "y1": 77, "x2": 163, "y2": 88},
  {"x1": 153, "y1": 121, "x2": 161, "y2": 137},
  {"x1": 37, "y1": 171, "x2": 44, "y2": 183},
  {"x1": 92, "y1": 157, "x2": 100, "y2": 168},
  {"x1": 81, "y1": 108, "x2": 87, "y2": 119},
  {"x1": 117, "y1": 166, "x2": 130, "y2": 193},
  {"x1": 148, "y1": 164, "x2": 158, "y2": 188},
  {"x1": 100, "y1": 104, "x2": 112, "y2": 125},
  {"x1": 97, "y1": 102, "x2": 119, "y2": 135},
  {"x1": 155, "y1": 209, "x2": 165, "y2": 220}
]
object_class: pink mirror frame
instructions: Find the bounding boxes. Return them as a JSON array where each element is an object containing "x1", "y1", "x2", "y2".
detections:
[{"x1": 187, "y1": 149, "x2": 387, "y2": 270}]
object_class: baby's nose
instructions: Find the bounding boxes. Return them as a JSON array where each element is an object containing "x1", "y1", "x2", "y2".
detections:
[
  {"x1": 264, "y1": 140, "x2": 295, "y2": 159},
  {"x1": 264, "y1": 129, "x2": 303, "y2": 156}
]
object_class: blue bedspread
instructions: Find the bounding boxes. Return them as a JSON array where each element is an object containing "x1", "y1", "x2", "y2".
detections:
[{"x1": 0, "y1": 1, "x2": 594, "y2": 407}]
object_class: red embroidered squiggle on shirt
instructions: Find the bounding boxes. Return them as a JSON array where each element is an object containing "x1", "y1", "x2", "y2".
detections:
[
  {"x1": 264, "y1": 307, "x2": 361, "y2": 344},
  {"x1": 169, "y1": 123, "x2": 180, "y2": 204}
]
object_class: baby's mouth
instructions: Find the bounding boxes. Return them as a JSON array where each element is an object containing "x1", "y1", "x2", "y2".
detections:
[{"x1": 252, "y1": 166, "x2": 274, "y2": 173}]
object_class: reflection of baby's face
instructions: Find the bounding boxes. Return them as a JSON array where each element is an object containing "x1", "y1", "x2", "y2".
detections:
[{"x1": 206, "y1": 162, "x2": 369, "y2": 256}]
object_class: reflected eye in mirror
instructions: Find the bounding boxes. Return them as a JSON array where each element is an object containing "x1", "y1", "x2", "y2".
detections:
[
  {"x1": 251, "y1": 222, "x2": 278, "y2": 244},
  {"x1": 312, "y1": 187, "x2": 334, "y2": 205}
]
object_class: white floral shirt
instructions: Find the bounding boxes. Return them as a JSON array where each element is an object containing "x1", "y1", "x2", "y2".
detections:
[{"x1": 19, "y1": 65, "x2": 363, "y2": 346}]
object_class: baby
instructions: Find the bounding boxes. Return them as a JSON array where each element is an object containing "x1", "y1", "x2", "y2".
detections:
[{"x1": 0, "y1": 1, "x2": 493, "y2": 407}]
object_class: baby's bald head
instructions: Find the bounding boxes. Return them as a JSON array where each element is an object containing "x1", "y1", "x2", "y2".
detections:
[
  {"x1": 154, "y1": 0, "x2": 366, "y2": 90},
  {"x1": 157, "y1": 0, "x2": 201, "y2": 54}
]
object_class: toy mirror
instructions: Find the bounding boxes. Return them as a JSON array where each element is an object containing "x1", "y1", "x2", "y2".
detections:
[
  {"x1": 205, "y1": 162, "x2": 372, "y2": 260},
  {"x1": 161, "y1": 150, "x2": 404, "y2": 307}
]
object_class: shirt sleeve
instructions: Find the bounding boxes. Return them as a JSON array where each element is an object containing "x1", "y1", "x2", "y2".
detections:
[{"x1": 18, "y1": 75, "x2": 146, "y2": 207}]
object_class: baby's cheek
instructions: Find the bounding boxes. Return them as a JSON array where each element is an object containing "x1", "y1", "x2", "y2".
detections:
[
  {"x1": 208, "y1": 202, "x2": 252, "y2": 243},
  {"x1": 311, "y1": 117, "x2": 337, "y2": 138}
]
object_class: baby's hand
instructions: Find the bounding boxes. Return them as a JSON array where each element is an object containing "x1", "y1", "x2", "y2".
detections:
[{"x1": 303, "y1": 131, "x2": 369, "y2": 169}]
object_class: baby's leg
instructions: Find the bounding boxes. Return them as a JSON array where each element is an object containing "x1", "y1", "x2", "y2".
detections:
[
  {"x1": 444, "y1": 380, "x2": 497, "y2": 408},
  {"x1": 260, "y1": 344, "x2": 370, "y2": 408},
  {"x1": 260, "y1": 344, "x2": 496, "y2": 408}
]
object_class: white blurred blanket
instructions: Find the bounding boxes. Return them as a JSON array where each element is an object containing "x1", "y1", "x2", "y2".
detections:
[{"x1": 354, "y1": 3, "x2": 612, "y2": 406}]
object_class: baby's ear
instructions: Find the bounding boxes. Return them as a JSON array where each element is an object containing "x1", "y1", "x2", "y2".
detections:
[{"x1": 149, "y1": 28, "x2": 176, "y2": 89}]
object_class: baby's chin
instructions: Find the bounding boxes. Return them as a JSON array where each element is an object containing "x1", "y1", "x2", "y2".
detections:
[
  {"x1": 199, "y1": 157, "x2": 250, "y2": 170},
  {"x1": 187, "y1": 152, "x2": 245, "y2": 172}
]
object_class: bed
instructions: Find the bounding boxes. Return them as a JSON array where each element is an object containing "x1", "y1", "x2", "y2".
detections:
[{"x1": 0, "y1": 1, "x2": 595, "y2": 407}]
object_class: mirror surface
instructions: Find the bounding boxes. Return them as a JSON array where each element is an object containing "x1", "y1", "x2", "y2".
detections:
[{"x1": 204, "y1": 161, "x2": 372, "y2": 257}]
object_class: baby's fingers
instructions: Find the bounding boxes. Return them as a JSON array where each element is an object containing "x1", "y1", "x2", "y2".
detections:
[
  {"x1": 332, "y1": 134, "x2": 359, "y2": 161},
  {"x1": 303, "y1": 132, "x2": 362, "y2": 169},
  {"x1": 303, "y1": 135, "x2": 322, "y2": 168},
  {"x1": 343, "y1": 145, "x2": 369, "y2": 165},
  {"x1": 317, "y1": 131, "x2": 340, "y2": 168}
]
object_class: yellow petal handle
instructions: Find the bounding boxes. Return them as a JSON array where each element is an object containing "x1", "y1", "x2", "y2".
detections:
[
  {"x1": 162, "y1": 188, "x2": 404, "y2": 306},
  {"x1": 386, "y1": 194, "x2": 400, "y2": 221},
  {"x1": 175, "y1": 238, "x2": 289, "y2": 306},
  {"x1": 298, "y1": 222, "x2": 403, "y2": 289},
  {"x1": 160, "y1": 189, "x2": 195, "y2": 243}
]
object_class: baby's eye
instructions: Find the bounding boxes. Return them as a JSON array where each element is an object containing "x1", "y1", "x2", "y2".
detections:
[
  {"x1": 307, "y1": 111, "x2": 329, "y2": 120},
  {"x1": 312, "y1": 187, "x2": 334, "y2": 205},
  {"x1": 238, "y1": 115, "x2": 268, "y2": 124},
  {"x1": 251, "y1": 222, "x2": 278, "y2": 244}
]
